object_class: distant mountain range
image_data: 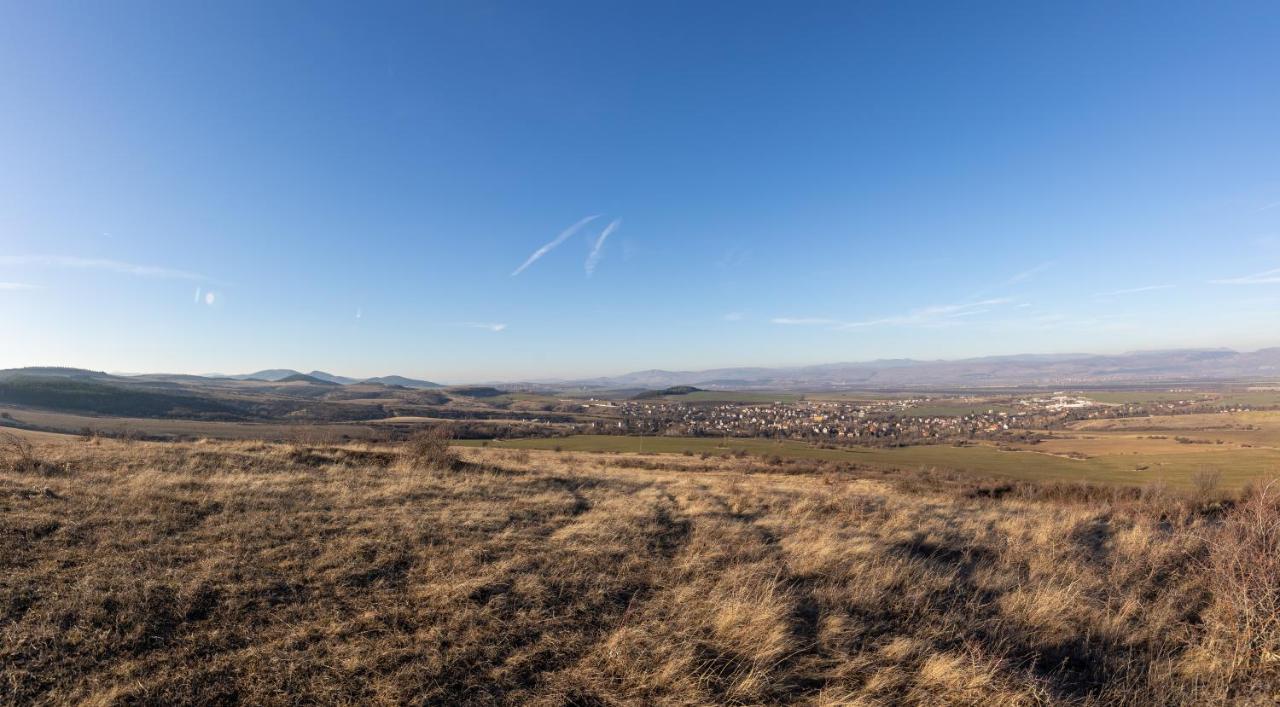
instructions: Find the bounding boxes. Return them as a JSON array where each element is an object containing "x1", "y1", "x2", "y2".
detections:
[
  {"x1": 556, "y1": 348, "x2": 1280, "y2": 391},
  {"x1": 214, "y1": 370, "x2": 443, "y2": 388},
  {"x1": 9, "y1": 348, "x2": 1280, "y2": 394}
]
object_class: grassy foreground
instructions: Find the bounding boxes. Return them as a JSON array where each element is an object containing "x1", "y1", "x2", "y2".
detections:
[{"x1": 3, "y1": 434, "x2": 1280, "y2": 704}]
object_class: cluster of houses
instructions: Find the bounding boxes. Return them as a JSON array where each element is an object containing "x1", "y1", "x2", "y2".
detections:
[
  {"x1": 569, "y1": 392, "x2": 1272, "y2": 447},
  {"x1": 583, "y1": 400, "x2": 1049, "y2": 446}
]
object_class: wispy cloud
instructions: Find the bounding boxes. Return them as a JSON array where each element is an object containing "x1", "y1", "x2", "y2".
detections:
[
  {"x1": 985, "y1": 311, "x2": 1135, "y2": 333},
  {"x1": 1005, "y1": 262, "x2": 1052, "y2": 285},
  {"x1": 1094, "y1": 284, "x2": 1174, "y2": 297},
  {"x1": 836, "y1": 298, "x2": 1013, "y2": 329},
  {"x1": 585, "y1": 219, "x2": 621, "y2": 276},
  {"x1": 772, "y1": 299, "x2": 1015, "y2": 330},
  {"x1": 1210, "y1": 268, "x2": 1280, "y2": 285},
  {"x1": 723, "y1": 312, "x2": 746, "y2": 322},
  {"x1": 458, "y1": 322, "x2": 507, "y2": 332},
  {"x1": 511, "y1": 215, "x2": 600, "y2": 276},
  {"x1": 1259, "y1": 200, "x2": 1280, "y2": 212},
  {"x1": 771, "y1": 317, "x2": 839, "y2": 326},
  {"x1": 0, "y1": 282, "x2": 36, "y2": 291},
  {"x1": 0, "y1": 255, "x2": 210, "y2": 281}
]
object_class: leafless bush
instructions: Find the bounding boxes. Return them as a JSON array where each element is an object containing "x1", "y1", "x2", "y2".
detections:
[
  {"x1": 0, "y1": 432, "x2": 45, "y2": 474},
  {"x1": 1203, "y1": 480, "x2": 1280, "y2": 696},
  {"x1": 403, "y1": 426, "x2": 458, "y2": 470},
  {"x1": 289, "y1": 425, "x2": 339, "y2": 447},
  {"x1": 115, "y1": 427, "x2": 145, "y2": 444},
  {"x1": 1192, "y1": 468, "x2": 1222, "y2": 503}
]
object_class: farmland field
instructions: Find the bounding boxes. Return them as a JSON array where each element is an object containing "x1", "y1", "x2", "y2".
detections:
[
  {"x1": 657, "y1": 391, "x2": 803, "y2": 404},
  {"x1": 1077, "y1": 390, "x2": 1215, "y2": 404},
  {"x1": 1071, "y1": 411, "x2": 1280, "y2": 445},
  {"x1": 897, "y1": 401, "x2": 1020, "y2": 417},
  {"x1": 1079, "y1": 389, "x2": 1280, "y2": 407},
  {"x1": 465, "y1": 433, "x2": 1280, "y2": 488}
]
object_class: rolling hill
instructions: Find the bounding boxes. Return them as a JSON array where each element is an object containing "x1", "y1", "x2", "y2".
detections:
[
  {"x1": 361, "y1": 375, "x2": 443, "y2": 389},
  {"x1": 277, "y1": 373, "x2": 340, "y2": 385}
]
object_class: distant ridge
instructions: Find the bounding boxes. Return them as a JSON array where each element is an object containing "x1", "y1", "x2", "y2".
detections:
[
  {"x1": 632, "y1": 386, "x2": 703, "y2": 399},
  {"x1": 7, "y1": 347, "x2": 1280, "y2": 392},
  {"x1": 0, "y1": 367, "x2": 118, "y2": 382},
  {"x1": 307, "y1": 371, "x2": 358, "y2": 385},
  {"x1": 558, "y1": 348, "x2": 1280, "y2": 391},
  {"x1": 211, "y1": 370, "x2": 442, "y2": 387},
  {"x1": 277, "y1": 373, "x2": 339, "y2": 385},
  {"x1": 360, "y1": 375, "x2": 442, "y2": 389},
  {"x1": 232, "y1": 369, "x2": 303, "y2": 382}
]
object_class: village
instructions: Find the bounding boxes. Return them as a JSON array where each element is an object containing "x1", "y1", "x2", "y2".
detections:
[{"x1": 576, "y1": 391, "x2": 1263, "y2": 447}]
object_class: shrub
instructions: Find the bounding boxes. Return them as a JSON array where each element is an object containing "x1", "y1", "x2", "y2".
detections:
[
  {"x1": 0, "y1": 432, "x2": 45, "y2": 474},
  {"x1": 1191, "y1": 468, "x2": 1222, "y2": 504},
  {"x1": 1204, "y1": 481, "x2": 1280, "y2": 695},
  {"x1": 404, "y1": 426, "x2": 459, "y2": 470}
]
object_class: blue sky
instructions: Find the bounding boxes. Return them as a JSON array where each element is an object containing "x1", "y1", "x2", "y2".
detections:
[{"x1": 1, "y1": 1, "x2": 1278, "y2": 382}]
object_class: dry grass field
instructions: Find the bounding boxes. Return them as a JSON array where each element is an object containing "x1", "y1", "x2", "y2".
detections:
[
  {"x1": 3, "y1": 432, "x2": 1280, "y2": 704},
  {"x1": 0, "y1": 405, "x2": 383, "y2": 442},
  {"x1": 467, "y1": 433, "x2": 1280, "y2": 489}
]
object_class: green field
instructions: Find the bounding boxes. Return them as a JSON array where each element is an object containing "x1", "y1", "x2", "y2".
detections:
[
  {"x1": 1213, "y1": 391, "x2": 1280, "y2": 407},
  {"x1": 1078, "y1": 390, "x2": 1213, "y2": 404},
  {"x1": 1074, "y1": 389, "x2": 1280, "y2": 407},
  {"x1": 461, "y1": 434, "x2": 1280, "y2": 489},
  {"x1": 897, "y1": 402, "x2": 1019, "y2": 417},
  {"x1": 663, "y1": 391, "x2": 802, "y2": 404}
]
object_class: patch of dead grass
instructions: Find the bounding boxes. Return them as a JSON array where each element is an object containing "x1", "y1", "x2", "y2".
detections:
[{"x1": 0, "y1": 438, "x2": 1276, "y2": 703}]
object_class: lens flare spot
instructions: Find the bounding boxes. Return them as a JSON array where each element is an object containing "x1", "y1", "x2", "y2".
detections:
[{"x1": 205, "y1": 292, "x2": 216, "y2": 305}]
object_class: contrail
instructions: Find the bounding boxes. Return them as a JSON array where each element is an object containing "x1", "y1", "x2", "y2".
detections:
[
  {"x1": 1210, "y1": 268, "x2": 1280, "y2": 285},
  {"x1": 0, "y1": 255, "x2": 210, "y2": 281},
  {"x1": 1093, "y1": 284, "x2": 1174, "y2": 297},
  {"x1": 585, "y1": 219, "x2": 621, "y2": 276},
  {"x1": 511, "y1": 215, "x2": 600, "y2": 276}
]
